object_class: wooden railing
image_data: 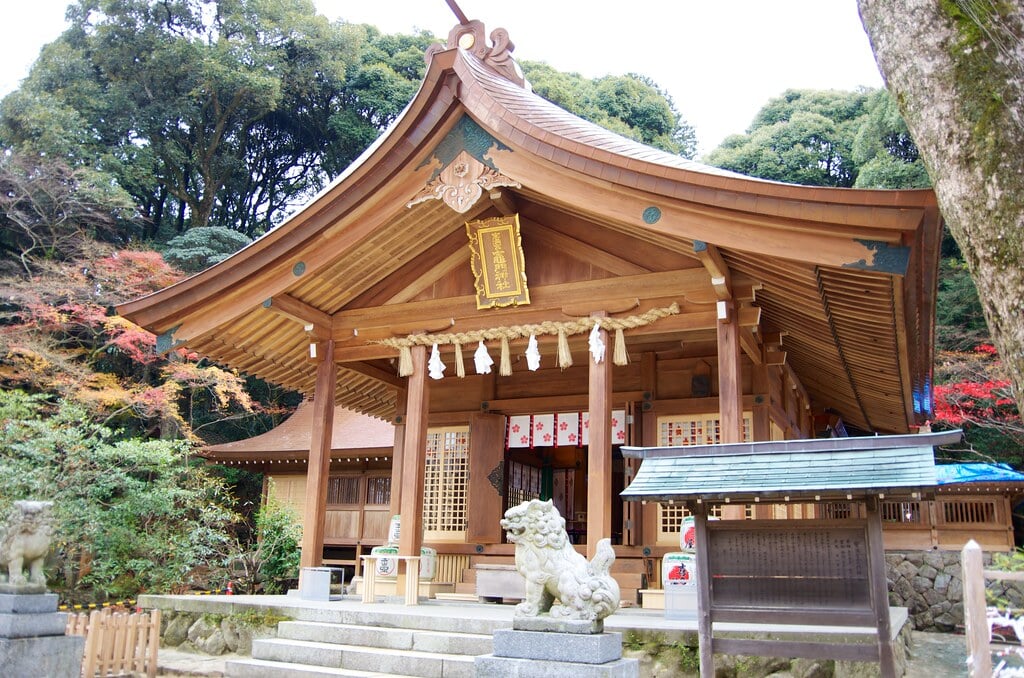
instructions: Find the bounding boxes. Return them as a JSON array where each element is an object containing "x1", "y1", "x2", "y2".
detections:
[{"x1": 66, "y1": 607, "x2": 160, "y2": 678}]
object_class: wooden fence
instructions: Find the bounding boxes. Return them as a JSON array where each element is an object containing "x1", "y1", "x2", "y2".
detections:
[{"x1": 66, "y1": 607, "x2": 160, "y2": 678}]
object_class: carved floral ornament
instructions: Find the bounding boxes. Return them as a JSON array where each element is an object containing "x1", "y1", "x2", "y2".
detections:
[{"x1": 407, "y1": 149, "x2": 520, "y2": 214}]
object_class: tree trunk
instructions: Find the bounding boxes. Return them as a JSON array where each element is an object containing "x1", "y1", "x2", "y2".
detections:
[{"x1": 858, "y1": 0, "x2": 1024, "y2": 404}]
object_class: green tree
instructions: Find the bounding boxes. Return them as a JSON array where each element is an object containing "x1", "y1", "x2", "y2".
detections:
[
  {"x1": 704, "y1": 88, "x2": 931, "y2": 190},
  {"x1": 705, "y1": 89, "x2": 870, "y2": 187},
  {"x1": 851, "y1": 89, "x2": 931, "y2": 189},
  {"x1": 0, "y1": 152, "x2": 136, "y2": 276},
  {"x1": 0, "y1": 391, "x2": 237, "y2": 601},
  {"x1": 227, "y1": 487, "x2": 300, "y2": 594},
  {"x1": 0, "y1": 0, "x2": 368, "y2": 237},
  {"x1": 163, "y1": 227, "x2": 253, "y2": 273}
]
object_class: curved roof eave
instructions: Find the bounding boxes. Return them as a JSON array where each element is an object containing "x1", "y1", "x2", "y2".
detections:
[
  {"x1": 118, "y1": 46, "x2": 941, "y2": 365},
  {"x1": 117, "y1": 49, "x2": 467, "y2": 333},
  {"x1": 451, "y1": 49, "x2": 938, "y2": 213}
]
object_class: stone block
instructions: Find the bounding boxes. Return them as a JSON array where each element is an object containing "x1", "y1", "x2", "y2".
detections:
[
  {"x1": 0, "y1": 611, "x2": 68, "y2": 638},
  {"x1": 163, "y1": 613, "x2": 192, "y2": 647},
  {"x1": 918, "y1": 564, "x2": 938, "y2": 580},
  {"x1": 0, "y1": 593, "x2": 58, "y2": 615},
  {"x1": 513, "y1": 614, "x2": 593, "y2": 637},
  {"x1": 493, "y1": 629, "x2": 623, "y2": 664},
  {"x1": 0, "y1": 635, "x2": 84, "y2": 678},
  {"x1": 923, "y1": 552, "x2": 945, "y2": 570},
  {"x1": 475, "y1": 654, "x2": 638, "y2": 677},
  {"x1": 895, "y1": 560, "x2": 917, "y2": 578}
]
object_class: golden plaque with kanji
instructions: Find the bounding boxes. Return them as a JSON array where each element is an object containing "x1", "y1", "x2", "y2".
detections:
[{"x1": 466, "y1": 214, "x2": 530, "y2": 309}]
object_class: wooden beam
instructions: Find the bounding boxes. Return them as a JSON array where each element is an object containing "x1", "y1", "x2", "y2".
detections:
[
  {"x1": 739, "y1": 327, "x2": 763, "y2": 366},
  {"x1": 341, "y1": 362, "x2": 406, "y2": 390},
  {"x1": 489, "y1": 189, "x2": 518, "y2": 216},
  {"x1": 587, "y1": 313, "x2": 613, "y2": 561},
  {"x1": 299, "y1": 340, "x2": 336, "y2": 569},
  {"x1": 263, "y1": 294, "x2": 332, "y2": 336},
  {"x1": 524, "y1": 219, "x2": 650, "y2": 277},
  {"x1": 332, "y1": 270, "x2": 714, "y2": 338},
  {"x1": 693, "y1": 240, "x2": 732, "y2": 301}
]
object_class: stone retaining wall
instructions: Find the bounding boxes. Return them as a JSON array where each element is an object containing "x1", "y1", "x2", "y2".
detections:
[
  {"x1": 159, "y1": 609, "x2": 280, "y2": 655},
  {"x1": 886, "y1": 550, "x2": 1024, "y2": 631}
]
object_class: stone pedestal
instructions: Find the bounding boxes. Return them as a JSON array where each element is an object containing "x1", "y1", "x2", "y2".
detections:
[
  {"x1": 475, "y1": 619, "x2": 639, "y2": 677},
  {"x1": 0, "y1": 593, "x2": 84, "y2": 678}
]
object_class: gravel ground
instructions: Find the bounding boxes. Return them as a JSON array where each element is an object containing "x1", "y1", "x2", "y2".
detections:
[{"x1": 905, "y1": 631, "x2": 968, "y2": 678}]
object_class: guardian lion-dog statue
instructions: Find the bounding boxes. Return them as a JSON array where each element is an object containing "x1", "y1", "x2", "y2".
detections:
[
  {"x1": 501, "y1": 499, "x2": 620, "y2": 621},
  {"x1": 0, "y1": 500, "x2": 54, "y2": 592}
]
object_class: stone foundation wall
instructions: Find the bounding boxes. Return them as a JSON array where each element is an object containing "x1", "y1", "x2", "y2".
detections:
[
  {"x1": 159, "y1": 609, "x2": 281, "y2": 655},
  {"x1": 886, "y1": 550, "x2": 1024, "y2": 631}
]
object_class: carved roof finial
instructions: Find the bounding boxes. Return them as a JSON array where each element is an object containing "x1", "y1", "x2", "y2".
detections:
[{"x1": 425, "y1": 3, "x2": 526, "y2": 88}]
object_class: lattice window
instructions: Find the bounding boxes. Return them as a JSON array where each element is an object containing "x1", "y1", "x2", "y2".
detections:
[
  {"x1": 326, "y1": 476, "x2": 361, "y2": 505},
  {"x1": 506, "y1": 461, "x2": 542, "y2": 510},
  {"x1": 656, "y1": 412, "x2": 751, "y2": 544},
  {"x1": 423, "y1": 426, "x2": 470, "y2": 541},
  {"x1": 942, "y1": 499, "x2": 996, "y2": 524},
  {"x1": 365, "y1": 476, "x2": 391, "y2": 506},
  {"x1": 882, "y1": 500, "x2": 922, "y2": 523},
  {"x1": 659, "y1": 503, "x2": 691, "y2": 535},
  {"x1": 819, "y1": 502, "x2": 854, "y2": 520}
]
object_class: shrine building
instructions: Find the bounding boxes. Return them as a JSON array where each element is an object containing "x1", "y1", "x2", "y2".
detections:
[{"x1": 118, "y1": 16, "x2": 949, "y2": 597}]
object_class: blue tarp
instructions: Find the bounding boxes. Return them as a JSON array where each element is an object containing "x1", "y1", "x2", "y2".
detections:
[{"x1": 936, "y1": 463, "x2": 1024, "y2": 485}]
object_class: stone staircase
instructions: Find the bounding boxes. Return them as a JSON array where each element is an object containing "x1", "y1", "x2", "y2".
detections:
[{"x1": 224, "y1": 605, "x2": 502, "y2": 677}]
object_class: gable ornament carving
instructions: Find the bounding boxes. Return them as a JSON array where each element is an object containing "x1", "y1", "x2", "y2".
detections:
[
  {"x1": 407, "y1": 149, "x2": 520, "y2": 214},
  {"x1": 425, "y1": 18, "x2": 526, "y2": 88}
]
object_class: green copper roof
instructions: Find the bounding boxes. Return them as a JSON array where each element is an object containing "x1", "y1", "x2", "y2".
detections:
[{"x1": 621, "y1": 431, "x2": 961, "y2": 502}]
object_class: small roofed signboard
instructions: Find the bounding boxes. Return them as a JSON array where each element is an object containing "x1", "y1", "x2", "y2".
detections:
[{"x1": 466, "y1": 214, "x2": 530, "y2": 309}]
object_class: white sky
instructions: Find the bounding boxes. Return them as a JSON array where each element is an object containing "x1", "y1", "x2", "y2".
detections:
[{"x1": 0, "y1": 0, "x2": 884, "y2": 156}]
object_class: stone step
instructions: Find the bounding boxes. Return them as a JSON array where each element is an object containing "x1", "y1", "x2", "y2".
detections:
[
  {"x1": 252, "y1": 638, "x2": 476, "y2": 678},
  {"x1": 225, "y1": 657, "x2": 417, "y2": 677},
  {"x1": 436, "y1": 591, "x2": 478, "y2": 600},
  {"x1": 328, "y1": 607, "x2": 505, "y2": 636},
  {"x1": 277, "y1": 620, "x2": 493, "y2": 656}
]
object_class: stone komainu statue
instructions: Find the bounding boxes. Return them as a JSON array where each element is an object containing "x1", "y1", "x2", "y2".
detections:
[
  {"x1": 501, "y1": 499, "x2": 620, "y2": 621},
  {"x1": 0, "y1": 500, "x2": 54, "y2": 592}
]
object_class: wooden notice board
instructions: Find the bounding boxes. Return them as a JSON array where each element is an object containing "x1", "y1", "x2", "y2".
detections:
[
  {"x1": 708, "y1": 521, "x2": 872, "y2": 619},
  {"x1": 692, "y1": 508, "x2": 895, "y2": 678}
]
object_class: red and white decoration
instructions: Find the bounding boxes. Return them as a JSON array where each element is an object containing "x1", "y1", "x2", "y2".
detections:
[
  {"x1": 506, "y1": 410, "x2": 625, "y2": 448},
  {"x1": 556, "y1": 412, "x2": 580, "y2": 446}
]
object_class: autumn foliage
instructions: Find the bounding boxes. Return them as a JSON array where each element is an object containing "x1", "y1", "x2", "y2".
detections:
[
  {"x1": 0, "y1": 243, "x2": 266, "y2": 441},
  {"x1": 933, "y1": 344, "x2": 1024, "y2": 461}
]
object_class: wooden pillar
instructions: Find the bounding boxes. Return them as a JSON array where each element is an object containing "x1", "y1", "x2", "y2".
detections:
[
  {"x1": 398, "y1": 345, "x2": 430, "y2": 559},
  {"x1": 866, "y1": 497, "x2": 897, "y2": 678},
  {"x1": 587, "y1": 315, "x2": 612, "y2": 560},
  {"x1": 299, "y1": 340, "x2": 336, "y2": 569},
  {"x1": 389, "y1": 390, "x2": 408, "y2": 518},
  {"x1": 716, "y1": 300, "x2": 744, "y2": 443},
  {"x1": 693, "y1": 502, "x2": 715, "y2": 678}
]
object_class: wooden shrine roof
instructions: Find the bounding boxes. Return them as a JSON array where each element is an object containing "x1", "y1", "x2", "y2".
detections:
[
  {"x1": 201, "y1": 400, "x2": 394, "y2": 462},
  {"x1": 620, "y1": 430, "x2": 962, "y2": 503},
  {"x1": 117, "y1": 18, "x2": 943, "y2": 433}
]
